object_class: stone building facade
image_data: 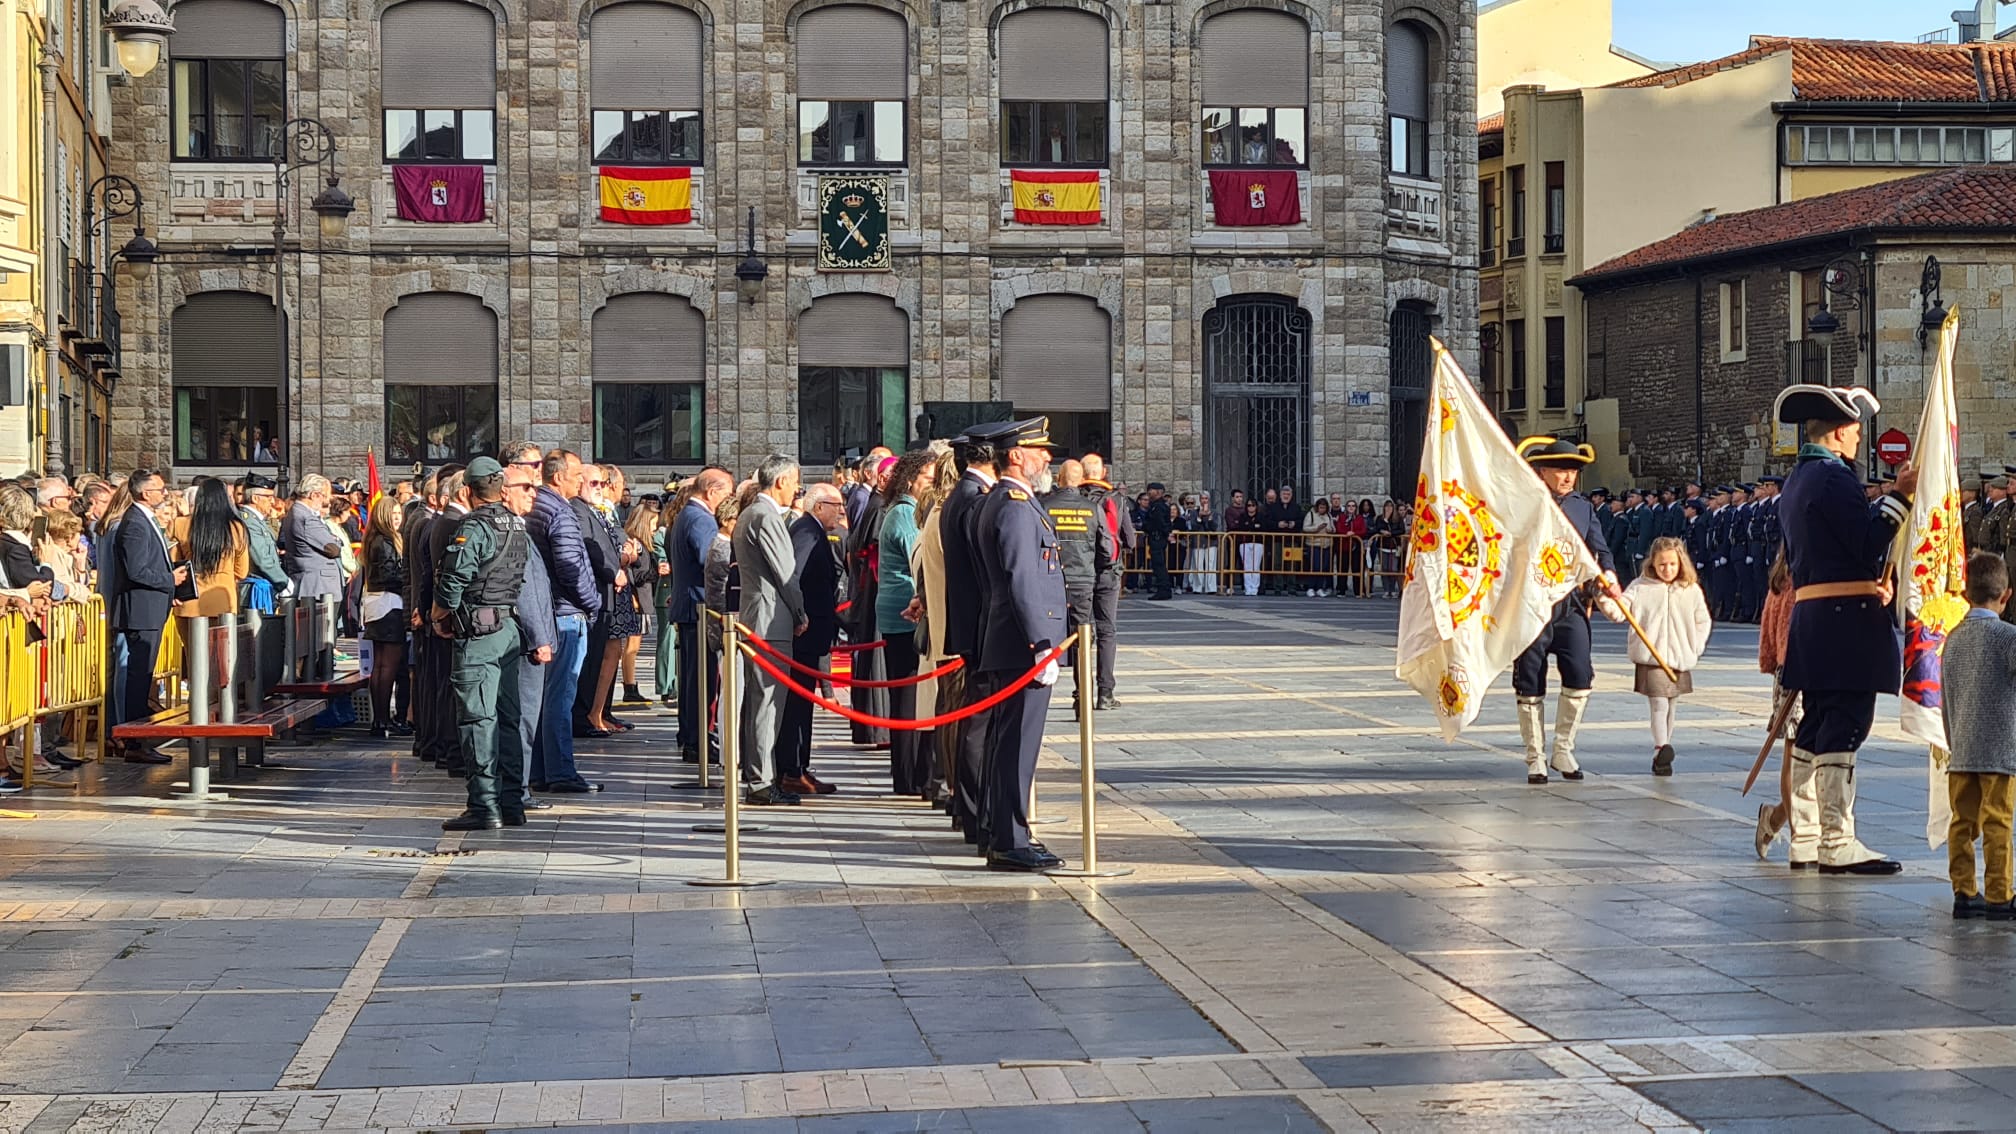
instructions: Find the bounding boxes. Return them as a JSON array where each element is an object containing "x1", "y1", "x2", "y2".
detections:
[
  {"x1": 1572, "y1": 168, "x2": 2016, "y2": 487},
  {"x1": 103, "y1": 0, "x2": 1477, "y2": 497}
]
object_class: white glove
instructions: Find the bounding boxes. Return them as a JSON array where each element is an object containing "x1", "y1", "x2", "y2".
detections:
[
  {"x1": 1034, "y1": 658, "x2": 1060, "y2": 687},
  {"x1": 1596, "y1": 595, "x2": 1627, "y2": 624}
]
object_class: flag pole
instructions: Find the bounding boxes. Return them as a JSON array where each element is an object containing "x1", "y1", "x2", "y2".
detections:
[{"x1": 1608, "y1": 591, "x2": 1679, "y2": 684}]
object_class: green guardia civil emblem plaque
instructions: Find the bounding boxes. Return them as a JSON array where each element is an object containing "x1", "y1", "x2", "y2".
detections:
[{"x1": 817, "y1": 174, "x2": 893, "y2": 272}]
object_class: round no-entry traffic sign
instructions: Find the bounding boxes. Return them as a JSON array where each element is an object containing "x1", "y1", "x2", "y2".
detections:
[{"x1": 1877, "y1": 427, "x2": 1911, "y2": 467}]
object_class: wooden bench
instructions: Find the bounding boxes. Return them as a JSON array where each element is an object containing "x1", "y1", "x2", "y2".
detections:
[
  {"x1": 270, "y1": 669, "x2": 367, "y2": 699},
  {"x1": 113, "y1": 698, "x2": 328, "y2": 779}
]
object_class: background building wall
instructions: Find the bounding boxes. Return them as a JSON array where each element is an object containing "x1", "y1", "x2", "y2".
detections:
[{"x1": 1475, "y1": 0, "x2": 1652, "y2": 118}]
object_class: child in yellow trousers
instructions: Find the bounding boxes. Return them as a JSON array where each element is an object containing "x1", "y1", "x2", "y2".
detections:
[{"x1": 1941, "y1": 551, "x2": 2016, "y2": 920}]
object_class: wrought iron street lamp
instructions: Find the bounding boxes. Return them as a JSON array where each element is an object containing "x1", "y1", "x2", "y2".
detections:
[
  {"x1": 1919, "y1": 255, "x2": 1947, "y2": 349},
  {"x1": 734, "y1": 206, "x2": 768, "y2": 304},
  {"x1": 272, "y1": 117, "x2": 351, "y2": 483},
  {"x1": 103, "y1": 0, "x2": 173, "y2": 77}
]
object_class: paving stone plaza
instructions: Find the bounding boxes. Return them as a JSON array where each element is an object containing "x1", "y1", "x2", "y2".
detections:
[{"x1": 0, "y1": 597, "x2": 2007, "y2": 1131}]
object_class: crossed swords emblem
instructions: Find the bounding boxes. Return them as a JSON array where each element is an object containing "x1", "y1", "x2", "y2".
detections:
[{"x1": 832, "y1": 209, "x2": 871, "y2": 251}]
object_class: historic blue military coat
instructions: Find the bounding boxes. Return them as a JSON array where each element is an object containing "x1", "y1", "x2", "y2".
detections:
[{"x1": 1780, "y1": 449, "x2": 1908, "y2": 694}]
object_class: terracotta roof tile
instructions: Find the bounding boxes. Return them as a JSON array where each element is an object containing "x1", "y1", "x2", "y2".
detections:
[
  {"x1": 1478, "y1": 112, "x2": 1504, "y2": 137},
  {"x1": 1573, "y1": 167, "x2": 2016, "y2": 285},
  {"x1": 1609, "y1": 36, "x2": 2016, "y2": 103}
]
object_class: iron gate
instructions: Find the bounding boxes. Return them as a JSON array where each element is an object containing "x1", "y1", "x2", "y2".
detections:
[
  {"x1": 1204, "y1": 296, "x2": 1311, "y2": 500},
  {"x1": 1388, "y1": 303, "x2": 1433, "y2": 499}
]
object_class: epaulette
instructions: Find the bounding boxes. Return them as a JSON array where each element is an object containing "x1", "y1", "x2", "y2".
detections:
[{"x1": 1007, "y1": 488, "x2": 1030, "y2": 501}]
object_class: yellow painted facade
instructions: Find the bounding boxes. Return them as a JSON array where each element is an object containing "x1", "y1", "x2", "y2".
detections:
[
  {"x1": 1477, "y1": 0, "x2": 1657, "y2": 118},
  {"x1": 1785, "y1": 165, "x2": 1949, "y2": 199}
]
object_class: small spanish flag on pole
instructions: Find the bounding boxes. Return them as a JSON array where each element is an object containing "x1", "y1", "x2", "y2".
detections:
[
  {"x1": 1010, "y1": 170, "x2": 1101, "y2": 225},
  {"x1": 599, "y1": 166, "x2": 694, "y2": 225}
]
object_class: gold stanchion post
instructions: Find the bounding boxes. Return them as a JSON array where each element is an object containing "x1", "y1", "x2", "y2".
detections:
[
  {"x1": 1050, "y1": 624, "x2": 1129, "y2": 878},
  {"x1": 690, "y1": 614, "x2": 774, "y2": 887}
]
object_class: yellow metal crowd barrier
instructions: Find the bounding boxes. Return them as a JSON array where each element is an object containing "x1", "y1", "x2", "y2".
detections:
[
  {"x1": 1164, "y1": 530, "x2": 1412, "y2": 597},
  {"x1": 154, "y1": 615, "x2": 186, "y2": 706},
  {"x1": 0, "y1": 596, "x2": 113, "y2": 792}
]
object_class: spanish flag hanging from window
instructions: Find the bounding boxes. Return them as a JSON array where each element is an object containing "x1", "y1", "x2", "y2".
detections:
[
  {"x1": 599, "y1": 166, "x2": 693, "y2": 225},
  {"x1": 1010, "y1": 170, "x2": 1101, "y2": 225}
]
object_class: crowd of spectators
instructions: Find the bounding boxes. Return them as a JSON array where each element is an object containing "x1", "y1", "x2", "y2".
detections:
[{"x1": 1121, "y1": 486, "x2": 1415, "y2": 598}]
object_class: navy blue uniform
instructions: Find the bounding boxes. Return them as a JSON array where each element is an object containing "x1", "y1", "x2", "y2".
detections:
[
  {"x1": 1782, "y1": 455, "x2": 1907, "y2": 706},
  {"x1": 1513, "y1": 492, "x2": 1617, "y2": 696},
  {"x1": 975, "y1": 475, "x2": 1068, "y2": 853}
]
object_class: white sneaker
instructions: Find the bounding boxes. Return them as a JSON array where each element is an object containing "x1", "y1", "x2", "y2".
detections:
[
  {"x1": 1320, "y1": 589, "x2": 1332, "y2": 597},
  {"x1": 1305, "y1": 589, "x2": 1315, "y2": 597}
]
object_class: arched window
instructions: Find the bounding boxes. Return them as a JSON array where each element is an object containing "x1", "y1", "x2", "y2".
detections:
[
  {"x1": 381, "y1": 0, "x2": 498, "y2": 162},
  {"x1": 797, "y1": 293, "x2": 908, "y2": 462},
  {"x1": 593, "y1": 293, "x2": 705, "y2": 462},
  {"x1": 1388, "y1": 302, "x2": 1433, "y2": 497},
  {"x1": 796, "y1": 5, "x2": 908, "y2": 167},
  {"x1": 1199, "y1": 9, "x2": 1308, "y2": 168},
  {"x1": 1386, "y1": 21, "x2": 1432, "y2": 177},
  {"x1": 1001, "y1": 294, "x2": 1111, "y2": 454},
  {"x1": 167, "y1": 0, "x2": 285, "y2": 160},
  {"x1": 1203, "y1": 295, "x2": 1310, "y2": 499},
  {"x1": 171, "y1": 290, "x2": 283, "y2": 465},
  {"x1": 998, "y1": 8, "x2": 1108, "y2": 168},
  {"x1": 590, "y1": 2, "x2": 705, "y2": 165},
  {"x1": 383, "y1": 293, "x2": 499, "y2": 463}
]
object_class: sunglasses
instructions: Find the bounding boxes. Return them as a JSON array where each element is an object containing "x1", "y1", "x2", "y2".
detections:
[{"x1": 586, "y1": 479, "x2": 607, "y2": 487}]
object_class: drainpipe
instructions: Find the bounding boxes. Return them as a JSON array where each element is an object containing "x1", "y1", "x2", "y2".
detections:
[
  {"x1": 37, "y1": 39, "x2": 62, "y2": 478},
  {"x1": 1693, "y1": 276, "x2": 1705, "y2": 484}
]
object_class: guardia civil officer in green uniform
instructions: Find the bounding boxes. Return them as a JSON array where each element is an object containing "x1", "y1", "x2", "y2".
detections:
[{"x1": 432, "y1": 457, "x2": 534, "y2": 831}]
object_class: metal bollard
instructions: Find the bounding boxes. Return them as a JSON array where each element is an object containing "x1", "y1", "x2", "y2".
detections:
[
  {"x1": 280, "y1": 597, "x2": 297, "y2": 682},
  {"x1": 690, "y1": 615, "x2": 773, "y2": 888},
  {"x1": 1051, "y1": 623, "x2": 1128, "y2": 878},
  {"x1": 675, "y1": 615, "x2": 713, "y2": 791},
  {"x1": 220, "y1": 612, "x2": 238, "y2": 724},
  {"x1": 171, "y1": 615, "x2": 226, "y2": 802},
  {"x1": 317, "y1": 596, "x2": 337, "y2": 681}
]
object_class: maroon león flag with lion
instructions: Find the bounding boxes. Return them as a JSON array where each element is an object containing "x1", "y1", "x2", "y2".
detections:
[
  {"x1": 393, "y1": 165, "x2": 486, "y2": 223},
  {"x1": 1208, "y1": 170, "x2": 1301, "y2": 226}
]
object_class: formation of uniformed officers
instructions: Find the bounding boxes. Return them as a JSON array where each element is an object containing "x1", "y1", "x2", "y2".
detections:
[
  {"x1": 411, "y1": 419, "x2": 1121, "y2": 873},
  {"x1": 1592, "y1": 478, "x2": 1782, "y2": 624}
]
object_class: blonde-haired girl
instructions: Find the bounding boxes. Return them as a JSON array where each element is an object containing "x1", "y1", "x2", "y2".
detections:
[{"x1": 1624, "y1": 535, "x2": 1713, "y2": 776}]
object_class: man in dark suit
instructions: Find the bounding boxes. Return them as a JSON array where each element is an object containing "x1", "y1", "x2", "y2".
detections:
[
  {"x1": 975, "y1": 419, "x2": 1069, "y2": 872},
  {"x1": 417, "y1": 465, "x2": 468, "y2": 770},
  {"x1": 781, "y1": 481, "x2": 847, "y2": 796},
  {"x1": 400, "y1": 469, "x2": 440, "y2": 762},
  {"x1": 671, "y1": 468, "x2": 733, "y2": 759},
  {"x1": 505, "y1": 462, "x2": 557, "y2": 819},
  {"x1": 103, "y1": 470, "x2": 188, "y2": 763},
  {"x1": 940, "y1": 424, "x2": 1007, "y2": 846}
]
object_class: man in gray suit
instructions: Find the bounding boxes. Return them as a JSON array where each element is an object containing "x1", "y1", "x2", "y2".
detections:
[
  {"x1": 280, "y1": 474, "x2": 345, "y2": 600},
  {"x1": 731, "y1": 454, "x2": 808, "y2": 806}
]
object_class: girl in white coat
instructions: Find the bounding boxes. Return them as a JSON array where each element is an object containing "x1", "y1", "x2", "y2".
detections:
[{"x1": 1623, "y1": 536, "x2": 1713, "y2": 777}]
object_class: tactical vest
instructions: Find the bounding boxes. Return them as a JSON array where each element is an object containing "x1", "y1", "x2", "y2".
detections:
[
  {"x1": 461, "y1": 505, "x2": 530, "y2": 610},
  {"x1": 1043, "y1": 486, "x2": 1098, "y2": 584}
]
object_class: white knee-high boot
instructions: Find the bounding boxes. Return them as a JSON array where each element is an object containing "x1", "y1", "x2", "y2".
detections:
[
  {"x1": 1517, "y1": 696, "x2": 1547, "y2": 783},
  {"x1": 1787, "y1": 747, "x2": 1820, "y2": 866},
  {"x1": 1551, "y1": 689, "x2": 1590, "y2": 780},
  {"x1": 1815, "y1": 753, "x2": 1886, "y2": 869}
]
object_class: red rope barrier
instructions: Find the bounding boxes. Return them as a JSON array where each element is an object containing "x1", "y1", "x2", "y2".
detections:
[
  {"x1": 736, "y1": 638, "x2": 1070, "y2": 731},
  {"x1": 741, "y1": 634, "x2": 964, "y2": 688},
  {"x1": 832, "y1": 639, "x2": 884, "y2": 654}
]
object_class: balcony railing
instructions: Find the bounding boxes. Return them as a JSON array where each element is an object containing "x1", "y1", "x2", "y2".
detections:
[
  {"x1": 1543, "y1": 233, "x2": 1565, "y2": 255},
  {"x1": 1386, "y1": 175, "x2": 1444, "y2": 241}
]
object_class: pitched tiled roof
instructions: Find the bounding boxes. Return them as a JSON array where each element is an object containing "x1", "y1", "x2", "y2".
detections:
[
  {"x1": 1573, "y1": 167, "x2": 2016, "y2": 286},
  {"x1": 1478, "y1": 112, "x2": 1504, "y2": 137},
  {"x1": 1610, "y1": 36, "x2": 2016, "y2": 103}
]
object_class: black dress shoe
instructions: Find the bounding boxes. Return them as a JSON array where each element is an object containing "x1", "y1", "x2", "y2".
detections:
[
  {"x1": 678, "y1": 748, "x2": 701, "y2": 763},
  {"x1": 577, "y1": 727, "x2": 613, "y2": 739},
  {"x1": 1095, "y1": 697, "x2": 1121, "y2": 710},
  {"x1": 1790, "y1": 860, "x2": 1816, "y2": 871},
  {"x1": 442, "y1": 810, "x2": 502, "y2": 831},
  {"x1": 523, "y1": 798, "x2": 553, "y2": 810},
  {"x1": 528, "y1": 782, "x2": 549, "y2": 792},
  {"x1": 124, "y1": 749, "x2": 172, "y2": 765},
  {"x1": 446, "y1": 765, "x2": 469, "y2": 779},
  {"x1": 500, "y1": 812, "x2": 527, "y2": 827},
  {"x1": 544, "y1": 779, "x2": 603, "y2": 793},
  {"x1": 988, "y1": 847, "x2": 1063, "y2": 872},
  {"x1": 1956, "y1": 892, "x2": 1989, "y2": 919},
  {"x1": 391, "y1": 722, "x2": 415, "y2": 737},
  {"x1": 1557, "y1": 768, "x2": 1584, "y2": 782},
  {"x1": 370, "y1": 723, "x2": 392, "y2": 740},
  {"x1": 1526, "y1": 773, "x2": 1547, "y2": 785},
  {"x1": 1990, "y1": 901, "x2": 2016, "y2": 921},
  {"x1": 745, "y1": 786, "x2": 800, "y2": 806},
  {"x1": 1820, "y1": 858, "x2": 1903, "y2": 876},
  {"x1": 1652, "y1": 744, "x2": 1676, "y2": 777}
]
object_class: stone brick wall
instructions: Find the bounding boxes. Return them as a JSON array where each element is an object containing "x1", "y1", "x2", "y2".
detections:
[{"x1": 105, "y1": 0, "x2": 1477, "y2": 499}]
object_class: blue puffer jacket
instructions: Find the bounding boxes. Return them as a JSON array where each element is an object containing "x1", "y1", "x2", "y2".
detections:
[{"x1": 528, "y1": 486, "x2": 603, "y2": 621}]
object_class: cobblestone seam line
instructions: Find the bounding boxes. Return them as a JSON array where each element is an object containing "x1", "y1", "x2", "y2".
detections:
[{"x1": 274, "y1": 917, "x2": 412, "y2": 1091}]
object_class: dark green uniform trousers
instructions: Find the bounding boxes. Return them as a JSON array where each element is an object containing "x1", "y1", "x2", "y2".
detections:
[{"x1": 452, "y1": 625, "x2": 526, "y2": 818}]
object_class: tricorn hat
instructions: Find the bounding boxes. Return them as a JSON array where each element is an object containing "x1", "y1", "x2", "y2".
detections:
[
  {"x1": 1516, "y1": 436, "x2": 1596, "y2": 467},
  {"x1": 1774, "y1": 384, "x2": 1880, "y2": 425}
]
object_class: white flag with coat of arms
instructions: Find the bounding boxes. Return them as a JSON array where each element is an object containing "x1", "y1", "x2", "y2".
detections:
[{"x1": 1395, "y1": 339, "x2": 1603, "y2": 739}]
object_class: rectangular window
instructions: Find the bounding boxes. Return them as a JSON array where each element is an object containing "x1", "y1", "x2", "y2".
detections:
[
  {"x1": 383, "y1": 109, "x2": 497, "y2": 162},
  {"x1": 1478, "y1": 177, "x2": 1497, "y2": 267},
  {"x1": 798, "y1": 366, "x2": 908, "y2": 466},
  {"x1": 1543, "y1": 316, "x2": 1565, "y2": 409},
  {"x1": 594, "y1": 383, "x2": 702, "y2": 464},
  {"x1": 1720, "y1": 279, "x2": 1747, "y2": 362},
  {"x1": 1388, "y1": 114, "x2": 1428, "y2": 177},
  {"x1": 173, "y1": 387, "x2": 282, "y2": 464},
  {"x1": 1543, "y1": 161, "x2": 1565, "y2": 254},
  {"x1": 171, "y1": 58, "x2": 285, "y2": 160},
  {"x1": 385, "y1": 385, "x2": 498, "y2": 464},
  {"x1": 1788, "y1": 123, "x2": 2009, "y2": 166},
  {"x1": 1000, "y1": 101, "x2": 1108, "y2": 167},
  {"x1": 591, "y1": 109, "x2": 703, "y2": 164},
  {"x1": 1506, "y1": 166, "x2": 1526, "y2": 257},
  {"x1": 797, "y1": 100, "x2": 906, "y2": 166},
  {"x1": 1507, "y1": 318, "x2": 1527, "y2": 412},
  {"x1": 1200, "y1": 106, "x2": 1306, "y2": 167},
  {"x1": 1480, "y1": 326, "x2": 1501, "y2": 410}
]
